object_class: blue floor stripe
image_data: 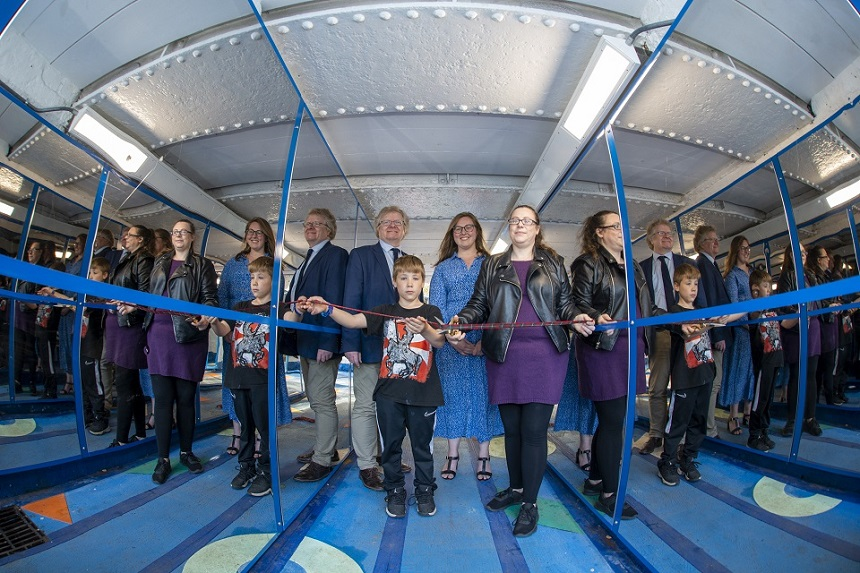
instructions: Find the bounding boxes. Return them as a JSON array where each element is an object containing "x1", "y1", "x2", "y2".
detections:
[
  {"x1": 0, "y1": 454, "x2": 231, "y2": 567},
  {"x1": 467, "y1": 441, "x2": 531, "y2": 573},
  {"x1": 139, "y1": 494, "x2": 261, "y2": 573},
  {"x1": 372, "y1": 508, "x2": 408, "y2": 572},
  {"x1": 0, "y1": 428, "x2": 76, "y2": 444},
  {"x1": 804, "y1": 434, "x2": 860, "y2": 450},
  {"x1": 248, "y1": 456, "x2": 354, "y2": 572},
  {"x1": 635, "y1": 452, "x2": 860, "y2": 561}
]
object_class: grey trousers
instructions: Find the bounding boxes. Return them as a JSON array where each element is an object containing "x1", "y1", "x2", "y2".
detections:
[
  {"x1": 706, "y1": 349, "x2": 725, "y2": 437},
  {"x1": 647, "y1": 329, "x2": 672, "y2": 438},
  {"x1": 301, "y1": 356, "x2": 340, "y2": 467},
  {"x1": 352, "y1": 361, "x2": 381, "y2": 470}
]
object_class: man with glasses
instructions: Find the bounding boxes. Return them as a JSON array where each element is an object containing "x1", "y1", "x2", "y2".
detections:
[
  {"x1": 638, "y1": 219, "x2": 704, "y2": 454},
  {"x1": 342, "y1": 206, "x2": 412, "y2": 491},
  {"x1": 289, "y1": 209, "x2": 349, "y2": 482},
  {"x1": 693, "y1": 225, "x2": 733, "y2": 439}
]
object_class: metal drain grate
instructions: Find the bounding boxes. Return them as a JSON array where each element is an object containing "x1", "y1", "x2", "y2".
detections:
[{"x1": 0, "y1": 505, "x2": 49, "y2": 557}]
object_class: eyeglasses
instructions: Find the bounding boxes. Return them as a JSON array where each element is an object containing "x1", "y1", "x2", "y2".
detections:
[
  {"x1": 598, "y1": 223, "x2": 622, "y2": 231},
  {"x1": 303, "y1": 221, "x2": 328, "y2": 230},
  {"x1": 652, "y1": 231, "x2": 674, "y2": 238},
  {"x1": 27, "y1": 248, "x2": 42, "y2": 254},
  {"x1": 739, "y1": 246, "x2": 751, "y2": 253},
  {"x1": 246, "y1": 229, "x2": 266, "y2": 237},
  {"x1": 171, "y1": 229, "x2": 193, "y2": 237},
  {"x1": 453, "y1": 224, "x2": 476, "y2": 234},
  {"x1": 508, "y1": 218, "x2": 537, "y2": 227},
  {"x1": 701, "y1": 237, "x2": 720, "y2": 244},
  {"x1": 378, "y1": 220, "x2": 405, "y2": 228},
  {"x1": 818, "y1": 255, "x2": 830, "y2": 260},
  {"x1": 127, "y1": 233, "x2": 141, "y2": 239}
]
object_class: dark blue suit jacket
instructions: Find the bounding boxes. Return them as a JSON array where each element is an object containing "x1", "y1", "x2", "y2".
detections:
[
  {"x1": 341, "y1": 242, "x2": 399, "y2": 362},
  {"x1": 695, "y1": 254, "x2": 733, "y2": 346},
  {"x1": 289, "y1": 241, "x2": 349, "y2": 360},
  {"x1": 639, "y1": 252, "x2": 706, "y2": 310}
]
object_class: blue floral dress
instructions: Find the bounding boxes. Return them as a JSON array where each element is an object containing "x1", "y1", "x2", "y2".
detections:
[
  {"x1": 218, "y1": 254, "x2": 291, "y2": 425},
  {"x1": 429, "y1": 253, "x2": 503, "y2": 442},
  {"x1": 554, "y1": 349, "x2": 598, "y2": 435},
  {"x1": 720, "y1": 266, "x2": 755, "y2": 405}
]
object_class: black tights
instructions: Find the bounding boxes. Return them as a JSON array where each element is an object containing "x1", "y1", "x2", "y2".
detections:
[
  {"x1": 787, "y1": 355, "x2": 819, "y2": 423},
  {"x1": 151, "y1": 374, "x2": 198, "y2": 459},
  {"x1": 589, "y1": 396, "x2": 627, "y2": 495},
  {"x1": 498, "y1": 403, "x2": 554, "y2": 504},
  {"x1": 114, "y1": 366, "x2": 145, "y2": 442}
]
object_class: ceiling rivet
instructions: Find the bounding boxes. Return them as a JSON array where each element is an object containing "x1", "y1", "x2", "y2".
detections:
[
  {"x1": 319, "y1": 110, "x2": 328, "y2": 116},
  {"x1": 229, "y1": 37, "x2": 241, "y2": 45},
  {"x1": 569, "y1": 22, "x2": 580, "y2": 32},
  {"x1": 498, "y1": 107, "x2": 507, "y2": 113},
  {"x1": 536, "y1": 109, "x2": 544, "y2": 115},
  {"x1": 519, "y1": 15, "x2": 531, "y2": 24},
  {"x1": 726, "y1": 73, "x2": 735, "y2": 80},
  {"x1": 594, "y1": 28, "x2": 604, "y2": 36},
  {"x1": 326, "y1": 16, "x2": 338, "y2": 25},
  {"x1": 376, "y1": 106, "x2": 385, "y2": 112},
  {"x1": 250, "y1": 31, "x2": 262, "y2": 40},
  {"x1": 492, "y1": 13, "x2": 504, "y2": 22},
  {"x1": 458, "y1": 105, "x2": 468, "y2": 111},
  {"x1": 353, "y1": 14, "x2": 365, "y2": 22},
  {"x1": 543, "y1": 19, "x2": 555, "y2": 27},
  {"x1": 337, "y1": 108, "x2": 346, "y2": 114},
  {"x1": 712, "y1": 67, "x2": 721, "y2": 74},
  {"x1": 209, "y1": 44, "x2": 220, "y2": 52},
  {"x1": 406, "y1": 10, "x2": 419, "y2": 19},
  {"x1": 681, "y1": 54, "x2": 691, "y2": 62},
  {"x1": 356, "y1": 107, "x2": 365, "y2": 112},
  {"x1": 415, "y1": 104, "x2": 425, "y2": 110},
  {"x1": 379, "y1": 11, "x2": 392, "y2": 20},
  {"x1": 192, "y1": 50, "x2": 202, "y2": 58},
  {"x1": 302, "y1": 21, "x2": 314, "y2": 29},
  {"x1": 436, "y1": 104, "x2": 446, "y2": 111},
  {"x1": 176, "y1": 55, "x2": 185, "y2": 63},
  {"x1": 478, "y1": 105, "x2": 487, "y2": 111},
  {"x1": 396, "y1": 105, "x2": 404, "y2": 111},
  {"x1": 434, "y1": 9, "x2": 446, "y2": 18},
  {"x1": 465, "y1": 11, "x2": 478, "y2": 20}
]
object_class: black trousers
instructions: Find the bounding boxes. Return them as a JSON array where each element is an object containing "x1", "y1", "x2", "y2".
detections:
[
  {"x1": 151, "y1": 374, "x2": 198, "y2": 459},
  {"x1": 35, "y1": 328, "x2": 60, "y2": 396},
  {"x1": 232, "y1": 386, "x2": 269, "y2": 472},
  {"x1": 115, "y1": 366, "x2": 146, "y2": 442},
  {"x1": 786, "y1": 356, "x2": 819, "y2": 423},
  {"x1": 816, "y1": 348, "x2": 836, "y2": 405},
  {"x1": 662, "y1": 382, "x2": 711, "y2": 464},
  {"x1": 498, "y1": 402, "x2": 554, "y2": 505},
  {"x1": 81, "y1": 357, "x2": 108, "y2": 422},
  {"x1": 14, "y1": 327, "x2": 37, "y2": 385},
  {"x1": 375, "y1": 395, "x2": 436, "y2": 491},
  {"x1": 749, "y1": 364, "x2": 779, "y2": 436},
  {"x1": 589, "y1": 396, "x2": 627, "y2": 495}
]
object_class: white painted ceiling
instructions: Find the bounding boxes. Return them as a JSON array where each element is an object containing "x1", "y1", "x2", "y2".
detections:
[{"x1": 0, "y1": 0, "x2": 859, "y2": 272}]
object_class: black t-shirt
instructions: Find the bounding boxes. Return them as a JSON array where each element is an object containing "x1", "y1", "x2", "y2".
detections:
[
  {"x1": 667, "y1": 303, "x2": 717, "y2": 390},
  {"x1": 750, "y1": 310, "x2": 784, "y2": 372},
  {"x1": 224, "y1": 300, "x2": 287, "y2": 389},
  {"x1": 364, "y1": 303, "x2": 444, "y2": 407}
]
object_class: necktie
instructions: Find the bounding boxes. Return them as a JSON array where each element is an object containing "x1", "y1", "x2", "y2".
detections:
[
  {"x1": 659, "y1": 255, "x2": 675, "y2": 309},
  {"x1": 391, "y1": 248, "x2": 401, "y2": 262},
  {"x1": 297, "y1": 248, "x2": 313, "y2": 285}
]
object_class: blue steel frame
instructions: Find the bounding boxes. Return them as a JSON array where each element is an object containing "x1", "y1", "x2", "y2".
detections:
[{"x1": 848, "y1": 208, "x2": 860, "y2": 264}]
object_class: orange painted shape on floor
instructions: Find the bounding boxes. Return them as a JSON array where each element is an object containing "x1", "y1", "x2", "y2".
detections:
[{"x1": 23, "y1": 493, "x2": 72, "y2": 524}]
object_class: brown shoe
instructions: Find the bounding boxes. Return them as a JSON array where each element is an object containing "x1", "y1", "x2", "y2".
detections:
[
  {"x1": 296, "y1": 449, "x2": 340, "y2": 464},
  {"x1": 639, "y1": 437, "x2": 663, "y2": 455},
  {"x1": 376, "y1": 455, "x2": 412, "y2": 474},
  {"x1": 294, "y1": 461, "x2": 333, "y2": 482},
  {"x1": 359, "y1": 467, "x2": 384, "y2": 491}
]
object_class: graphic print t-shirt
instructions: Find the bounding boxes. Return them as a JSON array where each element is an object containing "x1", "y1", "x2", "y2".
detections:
[
  {"x1": 225, "y1": 300, "x2": 287, "y2": 389},
  {"x1": 668, "y1": 303, "x2": 717, "y2": 390},
  {"x1": 364, "y1": 303, "x2": 444, "y2": 407},
  {"x1": 750, "y1": 309, "x2": 784, "y2": 370}
]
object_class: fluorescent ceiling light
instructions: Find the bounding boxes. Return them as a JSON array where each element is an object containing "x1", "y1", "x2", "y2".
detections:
[
  {"x1": 0, "y1": 199, "x2": 14, "y2": 216},
  {"x1": 825, "y1": 177, "x2": 860, "y2": 208},
  {"x1": 491, "y1": 237, "x2": 508, "y2": 255},
  {"x1": 70, "y1": 109, "x2": 147, "y2": 173},
  {"x1": 561, "y1": 37, "x2": 640, "y2": 140}
]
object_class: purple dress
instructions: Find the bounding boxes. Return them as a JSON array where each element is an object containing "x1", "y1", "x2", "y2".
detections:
[
  {"x1": 577, "y1": 306, "x2": 647, "y2": 402},
  {"x1": 485, "y1": 260, "x2": 569, "y2": 405},
  {"x1": 104, "y1": 316, "x2": 147, "y2": 370},
  {"x1": 145, "y1": 260, "x2": 208, "y2": 382}
]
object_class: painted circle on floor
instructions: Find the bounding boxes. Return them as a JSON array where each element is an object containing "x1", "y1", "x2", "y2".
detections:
[
  {"x1": 752, "y1": 476, "x2": 841, "y2": 517},
  {"x1": 489, "y1": 436, "x2": 556, "y2": 458},
  {"x1": 0, "y1": 418, "x2": 37, "y2": 437},
  {"x1": 182, "y1": 534, "x2": 362, "y2": 573}
]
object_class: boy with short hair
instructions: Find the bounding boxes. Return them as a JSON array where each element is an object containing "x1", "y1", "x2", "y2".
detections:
[
  {"x1": 210, "y1": 256, "x2": 294, "y2": 497},
  {"x1": 747, "y1": 269, "x2": 784, "y2": 451},
  {"x1": 304, "y1": 255, "x2": 445, "y2": 518},
  {"x1": 657, "y1": 263, "x2": 716, "y2": 486}
]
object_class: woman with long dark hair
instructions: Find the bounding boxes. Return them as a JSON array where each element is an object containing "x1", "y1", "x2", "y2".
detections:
[
  {"x1": 144, "y1": 219, "x2": 218, "y2": 484},
  {"x1": 807, "y1": 245, "x2": 839, "y2": 406}
]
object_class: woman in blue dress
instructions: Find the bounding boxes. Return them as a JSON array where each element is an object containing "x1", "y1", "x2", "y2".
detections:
[
  {"x1": 554, "y1": 345, "x2": 597, "y2": 471},
  {"x1": 430, "y1": 212, "x2": 502, "y2": 480},
  {"x1": 218, "y1": 218, "x2": 291, "y2": 456},
  {"x1": 721, "y1": 235, "x2": 756, "y2": 434}
]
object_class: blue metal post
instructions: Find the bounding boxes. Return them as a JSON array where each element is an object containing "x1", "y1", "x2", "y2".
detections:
[{"x1": 847, "y1": 208, "x2": 860, "y2": 266}]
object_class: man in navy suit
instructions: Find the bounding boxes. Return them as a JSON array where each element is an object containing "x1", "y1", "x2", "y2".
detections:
[
  {"x1": 290, "y1": 208, "x2": 349, "y2": 483},
  {"x1": 638, "y1": 219, "x2": 705, "y2": 454},
  {"x1": 693, "y1": 225, "x2": 733, "y2": 438},
  {"x1": 342, "y1": 206, "x2": 411, "y2": 491}
]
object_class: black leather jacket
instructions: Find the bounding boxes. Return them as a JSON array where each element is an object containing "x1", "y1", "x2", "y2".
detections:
[
  {"x1": 110, "y1": 249, "x2": 154, "y2": 328},
  {"x1": 571, "y1": 246, "x2": 657, "y2": 352},
  {"x1": 144, "y1": 251, "x2": 218, "y2": 343},
  {"x1": 457, "y1": 247, "x2": 580, "y2": 363}
]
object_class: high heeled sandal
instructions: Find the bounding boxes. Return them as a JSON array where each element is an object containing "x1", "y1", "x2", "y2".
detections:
[
  {"x1": 576, "y1": 448, "x2": 592, "y2": 471},
  {"x1": 145, "y1": 415, "x2": 156, "y2": 430},
  {"x1": 254, "y1": 435, "x2": 262, "y2": 459},
  {"x1": 728, "y1": 417, "x2": 743, "y2": 436},
  {"x1": 226, "y1": 435, "x2": 240, "y2": 456},
  {"x1": 441, "y1": 455, "x2": 459, "y2": 480},
  {"x1": 476, "y1": 456, "x2": 492, "y2": 480}
]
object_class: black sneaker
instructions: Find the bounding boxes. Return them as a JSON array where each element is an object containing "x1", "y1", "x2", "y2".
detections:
[
  {"x1": 485, "y1": 487, "x2": 523, "y2": 511},
  {"x1": 657, "y1": 460, "x2": 680, "y2": 486},
  {"x1": 108, "y1": 439, "x2": 124, "y2": 448},
  {"x1": 231, "y1": 463, "x2": 256, "y2": 490},
  {"x1": 385, "y1": 487, "x2": 407, "y2": 518},
  {"x1": 747, "y1": 435, "x2": 771, "y2": 451},
  {"x1": 582, "y1": 478, "x2": 602, "y2": 497},
  {"x1": 513, "y1": 503, "x2": 539, "y2": 537},
  {"x1": 413, "y1": 485, "x2": 437, "y2": 517},
  {"x1": 780, "y1": 422, "x2": 794, "y2": 437},
  {"x1": 639, "y1": 436, "x2": 662, "y2": 455},
  {"x1": 678, "y1": 458, "x2": 702, "y2": 482},
  {"x1": 762, "y1": 431, "x2": 776, "y2": 449},
  {"x1": 802, "y1": 418, "x2": 822, "y2": 436},
  {"x1": 248, "y1": 471, "x2": 272, "y2": 497},
  {"x1": 180, "y1": 451, "x2": 204, "y2": 474},
  {"x1": 595, "y1": 493, "x2": 637, "y2": 520},
  {"x1": 88, "y1": 419, "x2": 110, "y2": 436},
  {"x1": 152, "y1": 458, "x2": 172, "y2": 484}
]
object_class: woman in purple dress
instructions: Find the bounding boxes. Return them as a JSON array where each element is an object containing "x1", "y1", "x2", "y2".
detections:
[
  {"x1": 143, "y1": 219, "x2": 218, "y2": 484},
  {"x1": 572, "y1": 211, "x2": 655, "y2": 521},
  {"x1": 105, "y1": 226, "x2": 154, "y2": 446},
  {"x1": 453, "y1": 205, "x2": 593, "y2": 538}
]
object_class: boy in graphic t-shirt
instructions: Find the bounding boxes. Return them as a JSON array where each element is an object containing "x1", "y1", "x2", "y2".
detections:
[
  {"x1": 657, "y1": 263, "x2": 717, "y2": 487},
  {"x1": 303, "y1": 255, "x2": 445, "y2": 519}
]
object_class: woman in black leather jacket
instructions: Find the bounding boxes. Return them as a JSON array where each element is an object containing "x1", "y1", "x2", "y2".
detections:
[
  {"x1": 572, "y1": 210, "x2": 655, "y2": 521},
  {"x1": 105, "y1": 226, "x2": 154, "y2": 445},
  {"x1": 143, "y1": 219, "x2": 218, "y2": 484},
  {"x1": 453, "y1": 205, "x2": 594, "y2": 537}
]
